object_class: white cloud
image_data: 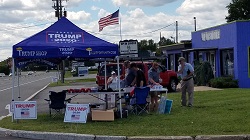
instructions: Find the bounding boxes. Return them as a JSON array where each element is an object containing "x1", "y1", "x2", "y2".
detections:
[
  {"x1": 0, "y1": 0, "x2": 233, "y2": 61},
  {"x1": 67, "y1": 11, "x2": 91, "y2": 21},
  {"x1": 112, "y1": 0, "x2": 177, "y2": 7},
  {"x1": 176, "y1": 0, "x2": 231, "y2": 30},
  {"x1": 0, "y1": 49, "x2": 12, "y2": 61},
  {"x1": 91, "y1": 6, "x2": 99, "y2": 11}
]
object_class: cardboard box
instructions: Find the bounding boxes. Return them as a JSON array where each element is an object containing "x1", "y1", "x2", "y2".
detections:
[{"x1": 91, "y1": 109, "x2": 114, "y2": 121}]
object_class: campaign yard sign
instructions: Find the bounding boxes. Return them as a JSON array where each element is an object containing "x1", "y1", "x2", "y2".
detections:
[
  {"x1": 64, "y1": 104, "x2": 89, "y2": 123},
  {"x1": 78, "y1": 66, "x2": 88, "y2": 76},
  {"x1": 13, "y1": 101, "x2": 37, "y2": 119}
]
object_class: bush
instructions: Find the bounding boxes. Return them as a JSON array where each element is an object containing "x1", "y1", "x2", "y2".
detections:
[
  {"x1": 194, "y1": 61, "x2": 214, "y2": 86},
  {"x1": 210, "y1": 76, "x2": 238, "y2": 88}
]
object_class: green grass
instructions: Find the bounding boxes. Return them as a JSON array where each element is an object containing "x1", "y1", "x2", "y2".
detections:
[
  {"x1": 64, "y1": 71, "x2": 72, "y2": 78},
  {"x1": 1, "y1": 89, "x2": 250, "y2": 136},
  {"x1": 49, "y1": 78, "x2": 96, "y2": 87},
  {"x1": 89, "y1": 70, "x2": 97, "y2": 74},
  {"x1": 64, "y1": 70, "x2": 97, "y2": 78}
]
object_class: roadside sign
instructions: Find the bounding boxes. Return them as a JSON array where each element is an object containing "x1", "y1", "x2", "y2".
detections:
[
  {"x1": 78, "y1": 66, "x2": 88, "y2": 76},
  {"x1": 13, "y1": 101, "x2": 37, "y2": 119},
  {"x1": 64, "y1": 104, "x2": 89, "y2": 123},
  {"x1": 119, "y1": 40, "x2": 138, "y2": 57}
]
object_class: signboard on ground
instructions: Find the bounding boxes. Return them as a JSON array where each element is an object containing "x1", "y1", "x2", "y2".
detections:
[
  {"x1": 119, "y1": 40, "x2": 138, "y2": 57},
  {"x1": 64, "y1": 104, "x2": 89, "y2": 123},
  {"x1": 78, "y1": 66, "x2": 88, "y2": 76},
  {"x1": 72, "y1": 62, "x2": 84, "y2": 70},
  {"x1": 13, "y1": 101, "x2": 37, "y2": 119}
]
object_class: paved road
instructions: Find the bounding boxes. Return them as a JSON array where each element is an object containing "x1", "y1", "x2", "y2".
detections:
[
  {"x1": 0, "y1": 134, "x2": 31, "y2": 139},
  {"x1": 0, "y1": 72, "x2": 56, "y2": 117}
]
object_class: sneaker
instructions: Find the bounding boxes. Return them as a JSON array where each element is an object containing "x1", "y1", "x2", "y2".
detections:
[
  {"x1": 188, "y1": 104, "x2": 192, "y2": 107},
  {"x1": 181, "y1": 104, "x2": 186, "y2": 107}
]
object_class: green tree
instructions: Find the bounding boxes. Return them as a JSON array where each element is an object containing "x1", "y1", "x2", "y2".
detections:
[
  {"x1": 226, "y1": 0, "x2": 250, "y2": 22},
  {"x1": 159, "y1": 37, "x2": 175, "y2": 46}
]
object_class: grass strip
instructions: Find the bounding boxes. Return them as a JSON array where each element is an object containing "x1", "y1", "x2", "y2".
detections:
[{"x1": 0, "y1": 89, "x2": 250, "y2": 136}]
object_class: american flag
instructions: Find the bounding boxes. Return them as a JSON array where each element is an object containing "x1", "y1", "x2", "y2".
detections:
[
  {"x1": 71, "y1": 114, "x2": 80, "y2": 120},
  {"x1": 21, "y1": 111, "x2": 30, "y2": 117},
  {"x1": 98, "y1": 10, "x2": 119, "y2": 32}
]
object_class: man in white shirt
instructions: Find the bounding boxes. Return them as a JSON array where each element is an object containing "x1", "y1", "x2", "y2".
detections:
[
  {"x1": 107, "y1": 71, "x2": 118, "y2": 91},
  {"x1": 177, "y1": 57, "x2": 194, "y2": 107}
]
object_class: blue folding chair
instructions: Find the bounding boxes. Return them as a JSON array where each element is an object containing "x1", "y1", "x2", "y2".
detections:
[{"x1": 130, "y1": 87, "x2": 150, "y2": 115}]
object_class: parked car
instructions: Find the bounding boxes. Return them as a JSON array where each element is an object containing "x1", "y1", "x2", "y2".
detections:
[
  {"x1": 27, "y1": 71, "x2": 34, "y2": 75},
  {"x1": 96, "y1": 61, "x2": 178, "y2": 92},
  {"x1": 0, "y1": 73, "x2": 6, "y2": 77}
]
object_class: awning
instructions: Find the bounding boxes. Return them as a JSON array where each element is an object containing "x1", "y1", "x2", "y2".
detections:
[{"x1": 181, "y1": 47, "x2": 218, "y2": 52}]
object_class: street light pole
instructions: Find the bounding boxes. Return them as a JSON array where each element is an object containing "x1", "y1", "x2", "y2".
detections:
[{"x1": 194, "y1": 17, "x2": 197, "y2": 31}]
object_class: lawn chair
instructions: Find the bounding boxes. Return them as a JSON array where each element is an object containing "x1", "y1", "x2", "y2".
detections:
[
  {"x1": 130, "y1": 87, "x2": 150, "y2": 115},
  {"x1": 44, "y1": 90, "x2": 76, "y2": 117}
]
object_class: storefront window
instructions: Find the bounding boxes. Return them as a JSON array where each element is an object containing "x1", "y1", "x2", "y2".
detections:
[
  {"x1": 168, "y1": 54, "x2": 174, "y2": 70},
  {"x1": 221, "y1": 49, "x2": 234, "y2": 76},
  {"x1": 175, "y1": 53, "x2": 181, "y2": 71}
]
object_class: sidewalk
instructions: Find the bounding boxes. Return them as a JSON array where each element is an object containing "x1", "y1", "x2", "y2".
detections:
[{"x1": 176, "y1": 84, "x2": 222, "y2": 92}]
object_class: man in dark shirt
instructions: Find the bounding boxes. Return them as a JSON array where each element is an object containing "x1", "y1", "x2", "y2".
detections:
[
  {"x1": 125, "y1": 63, "x2": 136, "y2": 87},
  {"x1": 130, "y1": 63, "x2": 147, "y2": 87}
]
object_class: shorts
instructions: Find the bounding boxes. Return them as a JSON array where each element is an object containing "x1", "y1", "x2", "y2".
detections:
[{"x1": 150, "y1": 91, "x2": 160, "y2": 98}]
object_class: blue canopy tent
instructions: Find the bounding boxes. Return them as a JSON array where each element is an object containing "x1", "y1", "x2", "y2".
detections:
[
  {"x1": 13, "y1": 17, "x2": 118, "y2": 66},
  {"x1": 11, "y1": 17, "x2": 122, "y2": 119}
]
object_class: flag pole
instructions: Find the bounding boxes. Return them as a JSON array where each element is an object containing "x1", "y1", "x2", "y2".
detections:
[{"x1": 119, "y1": 8, "x2": 122, "y2": 41}]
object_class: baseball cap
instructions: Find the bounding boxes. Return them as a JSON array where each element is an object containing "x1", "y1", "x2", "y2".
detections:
[
  {"x1": 111, "y1": 71, "x2": 116, "y2": 74},
  {"x1": 178, "y1": 57, "x2": 185, "y2": 62}
]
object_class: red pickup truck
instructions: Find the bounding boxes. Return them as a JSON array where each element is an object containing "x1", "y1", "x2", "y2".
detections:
[{"x1": 96, "y1": 61, "x2": 178, "y2": 92}]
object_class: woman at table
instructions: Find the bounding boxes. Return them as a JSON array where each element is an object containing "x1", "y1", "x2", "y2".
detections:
[
  {"x1": 148, "y1": 62, "x2": 161, "y2": 111},
  {"x1": 107, "y1": 71, "x2": 118, "y2": 91}
]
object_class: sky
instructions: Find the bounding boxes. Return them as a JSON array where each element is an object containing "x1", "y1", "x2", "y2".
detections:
[{"x1": 0, "y1": 0, "x2": 232, "y2": 61}]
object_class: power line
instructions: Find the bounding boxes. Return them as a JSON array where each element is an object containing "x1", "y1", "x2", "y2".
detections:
[
  {"x1": 88, "y1": 22, "x2": 176, "y2": 37},
  {"x1": 0, "y1": 21, "x2": 53, "y2": 32}
]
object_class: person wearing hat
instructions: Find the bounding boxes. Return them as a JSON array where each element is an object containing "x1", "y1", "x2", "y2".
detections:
[
  {"x1": 177, "y1": 57, "x2": 194, "y2": 107},
  {"x1": 148, "y1": 62, "x2": 161, "y2": 111},
  {"x1": 107, "y1": 71, "x2": 118, "y2": 91}
]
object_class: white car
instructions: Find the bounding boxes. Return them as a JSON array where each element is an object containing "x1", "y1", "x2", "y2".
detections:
[
  {"x1": 27, "y1": 71, "x2": 34, "y2": 75},
  {"x1": 0, "y1": 73, "x2": 6, "y2": 77}
]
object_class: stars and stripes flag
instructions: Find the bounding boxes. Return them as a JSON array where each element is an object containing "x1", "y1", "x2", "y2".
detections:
[
  {"x1": 71, "y1": 114, "x2": 80, "y2": 120},
  {"x1": 21, "y1": 111, "x2": 30, "y2": 117},
  {"x1": 98, "y1": 10, "x2": 119, "y2": 32}
]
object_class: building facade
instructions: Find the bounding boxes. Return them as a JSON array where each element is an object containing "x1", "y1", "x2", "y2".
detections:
[{"x1": 161, "y1": 20, "x2": 250, "y2": 88}]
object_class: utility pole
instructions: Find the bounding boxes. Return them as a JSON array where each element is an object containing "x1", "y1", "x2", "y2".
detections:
[
  {"x1": 176, "y1": 21, "x2": 178, "y2": 43},
  {"x1": 52, "y1": 0, "x2": 68, "y2": 83}
]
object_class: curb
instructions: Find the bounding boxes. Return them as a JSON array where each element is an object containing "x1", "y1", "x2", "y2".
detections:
[
  {"x1": 195, "y1": 135, "x2": 247, "y2": 140},
  {"x1": 0, "y1": 128, "x2": 249, "y2": 140},
  {"x1": 25, "y1": 83, "x2": 50, "y2": 101},
  {"x1": 127, "y1": 136, "x2": 193, "y2": 140}
]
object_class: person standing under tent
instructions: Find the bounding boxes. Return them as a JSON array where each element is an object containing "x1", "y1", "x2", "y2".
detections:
[
  {"x1": 125, "y1": 62, "x2": 136, "y2": 87},
  {"x1": 130, "y1": 63, "x2": 147, "y2": 87},
  {"x1": 148, "y1": 62, "x2": 161, "y2": 111}
]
